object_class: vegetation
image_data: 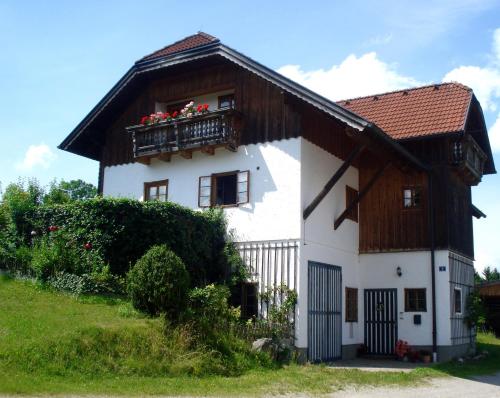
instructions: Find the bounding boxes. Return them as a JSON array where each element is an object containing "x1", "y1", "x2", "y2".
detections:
[
  {"x1": 2, "y1": 276, "x2": 500, "y2": 396},
  {"x1": 475, "y1": 266, "x2": 500, "y2": 284},
  {"x1": 127, "y1": 245, "x2": 190, "y2": 317}
]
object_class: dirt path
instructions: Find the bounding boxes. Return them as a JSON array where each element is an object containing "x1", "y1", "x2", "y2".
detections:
[{"x1": 330, "y1": 373, "x2": 500, "y2": 398}]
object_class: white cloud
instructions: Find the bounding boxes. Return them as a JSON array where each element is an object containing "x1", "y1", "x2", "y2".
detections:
[
  {"x1": 442, "y1": 27, "x2": 500, "y2": 150},
  {"x1": 365, "y1": 33, "x2": 393, "y2": 46},
  {"x1": 16, "y1": 143, "x2": 56, "y2": 171},
  {"x1": 443, "y1": 66, "x2": 500, "y2": 112},
  {"x1": 277, "y1": 52, "x2": 421, "y2": 102},
  {"x1": 489, "y1": 113, "x2": 500, "y2": 151}
]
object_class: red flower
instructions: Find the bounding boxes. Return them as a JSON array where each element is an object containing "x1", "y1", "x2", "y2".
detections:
[
  {"x1": 84, "y1": 242, "x2": 92, "y2": 250},
  {"x1": 197, "y1": 104, "x2": 203, "y2": 113},
  {"x1": 172, "y1": 111, "x2": 178, "y2": 118},
  {"x1": 203, "y1": 104, "x2": 209, "y2": 111},
  {"x1": 140, "y1": 116, "x2": 149, "y2": 125},
  {"x1": 48, "y1": 225, "x2": 59, "y2": 232},
  {"x1": 161, "y1": 112, "x2": 167, "y2": 120}
]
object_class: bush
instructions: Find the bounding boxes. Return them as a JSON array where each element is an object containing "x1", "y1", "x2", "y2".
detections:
[
  {"x1": 127, "y1": 245, "x2": 190, "y2": 317},
  {"x1": 47, "y1": 268, "x2": 125, "y2": 296},
  {"x1": 31, "y1": 230, "x2": 85, "y2": 280},
  {"x1": 185, "y1": 284, "x2": 240, "y2": 332},
  {"x1": 32, "y1": 198, "x2": 233, "y2": 285}
]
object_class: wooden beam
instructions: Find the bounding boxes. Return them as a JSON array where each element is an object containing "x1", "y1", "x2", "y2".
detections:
[
  {"x1": 180, "y1": 150, "x2": 192, "y2": 159},
  {"x1": 157, "y1": 153, "x2": 171, "y2": 162},
  {"x1": 303, "y1": 144, "x2": 366, "y2": 220},
  {"x1": 201, "y1": 146, "x2": 215, "y2": 156},
  {"x1": 136, "y1": 156, "x2": 151, "y2": 165},
  {"x1": 334, "y1": 161, "x2": 391, "y2": 230}
]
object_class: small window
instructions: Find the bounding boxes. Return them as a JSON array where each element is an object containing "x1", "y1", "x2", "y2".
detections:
[
  {"x1": 454, "y1": 288, "x2": 462, "y2": 314},
  {"x1": 199, "y1": 171, "x2": 249, "y2": 208},
  {"x1": 405, "y1": 288, "x2": 427, "y2": 312},
  {"x1": 345, "y1": 186, "x2": 358, "y2": 222},
  {"x1": 144, "y1": 180, "x2": 168, "y2": 202},
  {"x1": 218, "y1": 94, "x2": 235, "y2": 109},
  {"x1": 345, "y1": 287, "x2": 358, "y2": 322},
  {"x1": 403, "y1": 187, "x2": 421, "y2": 209}
]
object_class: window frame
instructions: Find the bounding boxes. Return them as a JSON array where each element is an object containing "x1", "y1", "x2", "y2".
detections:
[
  {"x1": 454, "y1": 287, "x2": 462, "y2": 315},
  {"x1": 402, "y1": 186, "x2": 422, "y2": 210},
  {"x1": 404, "y1": 288, "x2": 427, "y2": 312},
  {"x1": 345, "y1": 186, "x2": 359, "y2": 223},
  {"x1": 345, "y1": 287, "x2": 358, "y2": 322},
  {"x1": 144, "y1": 179, "x2": 169, "y2": 202},
  {"x1": 218, "y1": 94, "x2": 235, "y2": 109},
  {"x1": 198, "y1": 170, "x2": 250, "y2": 208}
]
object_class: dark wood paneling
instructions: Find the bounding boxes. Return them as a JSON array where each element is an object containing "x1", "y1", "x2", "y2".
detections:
[{"x1": 359, "y1": 155, "x2": 429, "y2": 252}]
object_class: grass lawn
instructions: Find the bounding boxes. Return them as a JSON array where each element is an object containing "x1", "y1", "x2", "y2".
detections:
[{"x1": 1, "y1": 274, "x2": 499, "y2": 396}]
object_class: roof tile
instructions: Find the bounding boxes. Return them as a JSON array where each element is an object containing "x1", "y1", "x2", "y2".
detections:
[
  {"x1": 337, "y1": 83, "x2": 472, "y2": 140},
  {"x1": 139, "y1": 32, "x2": 219, "y2": 62}
]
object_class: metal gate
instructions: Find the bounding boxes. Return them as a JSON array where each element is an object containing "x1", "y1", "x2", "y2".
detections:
[
  {"x1": 364, "y1": 289, "x2": 398, "y2": 355},
  {"x1": 308, "y1": 261, "x2": 342, "y2": 362}
]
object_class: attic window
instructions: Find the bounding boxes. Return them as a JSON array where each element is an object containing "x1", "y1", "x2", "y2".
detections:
[
  {"x1": 403, "y1": 187, "x2": 421, "y2": 209},
  {"x1": 199, "y1": 171, "x2": 249, "y2": 207}
]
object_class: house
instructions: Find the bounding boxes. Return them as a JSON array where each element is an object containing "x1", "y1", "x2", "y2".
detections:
[
  {"x1": 59, "y1": 32, "x2": 495, "y2": 362},
  {"x1": 477, "y1": 281, "x2": 500, "y2": 337}
]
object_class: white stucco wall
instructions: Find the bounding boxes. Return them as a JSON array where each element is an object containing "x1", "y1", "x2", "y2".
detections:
[
  {"x1": 359, "y1": 250, "x2": 452, "y2": 346},
  {"x1": 103, "y1": 138, "x2": 302, "y2": 242},
  {"x1": 296, "y1": 138, "x2": 361, "y2": 348}
]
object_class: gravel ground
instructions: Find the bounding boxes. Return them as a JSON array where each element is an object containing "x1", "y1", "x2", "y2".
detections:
[{"x1": 331, "y1": 373, "x2": 500, "y2": 398}]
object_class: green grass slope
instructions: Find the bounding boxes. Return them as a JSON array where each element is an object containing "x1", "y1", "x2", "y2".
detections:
[{"x1": 1, "y1": 274, "x2": 499, "y2": 396}]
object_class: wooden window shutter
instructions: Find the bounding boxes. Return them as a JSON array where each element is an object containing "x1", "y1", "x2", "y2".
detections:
[
  {"x1": 198, "y1": 176, "x2": 212, "y2": 207},
  {"x1": 237, "y1": 170, "x2": 250, "y2": 204},
  {"x1": 345, "y1": 287, "x2": 358, "y2": 322}
]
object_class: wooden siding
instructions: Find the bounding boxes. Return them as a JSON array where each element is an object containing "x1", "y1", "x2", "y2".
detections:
[
  {"x1": 100, "y1": 60, "x2": 308, "y2": 167},
  {"x1": 359, "y1": 156, "x2": 429, "y2": 252}
]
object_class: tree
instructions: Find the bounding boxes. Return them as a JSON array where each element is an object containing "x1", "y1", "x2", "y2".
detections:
[
  {"x1": 59, "y1": 179, "x2": 97, "y2": 201},
  {"x1": 43, "y1": 179, "x2": 97, "y2": 205},
  {"x1": 482, "y1": 266, "x2": 500, "y2": 282}
]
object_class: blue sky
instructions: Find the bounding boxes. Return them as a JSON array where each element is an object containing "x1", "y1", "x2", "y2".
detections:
[{"x1": 1, "y1": 0, "x2": 500, "y2": 271}]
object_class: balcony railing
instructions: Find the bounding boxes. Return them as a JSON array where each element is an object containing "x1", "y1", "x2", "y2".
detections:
[
  {"x1": 451, "y1": 135, "x2": 486, "y2": 185},
  {"x1": 126, "y1": 108, "x2": 241, "y2": 160}
]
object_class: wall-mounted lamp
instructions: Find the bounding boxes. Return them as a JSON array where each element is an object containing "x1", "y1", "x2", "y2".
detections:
[{"x1": 396, "y1": 266, "x2": 402, "y2": 277}]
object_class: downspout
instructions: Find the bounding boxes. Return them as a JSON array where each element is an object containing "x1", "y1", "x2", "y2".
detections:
[{"x1": 427, "y1": 170, "x2": 438, "y2": 362}]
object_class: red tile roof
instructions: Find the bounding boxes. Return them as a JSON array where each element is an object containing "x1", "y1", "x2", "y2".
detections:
[
  {"x1": 140, "y1": 32, "x2": 219, "y2": 62},
  {"x1": 337, "y1": 83, "x2": 473, "y2": 140}
]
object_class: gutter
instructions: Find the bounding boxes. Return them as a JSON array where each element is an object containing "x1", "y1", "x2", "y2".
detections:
[{"x1": 427, "y1": 170, "x2": 438, "y2": 362}]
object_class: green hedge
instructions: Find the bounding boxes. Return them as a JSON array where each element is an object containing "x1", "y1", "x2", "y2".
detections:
[{"x1": 31, "y1": 198, "x2": 229, "y2": 285}]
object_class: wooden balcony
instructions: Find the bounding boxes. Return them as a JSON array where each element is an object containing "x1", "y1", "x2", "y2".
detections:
[
  {"x1": 126, "y1": 108, "x2": 241, "y2": 164},
  {"x1": 451, "y1": 135, "x2": 487, "y2": 185}
]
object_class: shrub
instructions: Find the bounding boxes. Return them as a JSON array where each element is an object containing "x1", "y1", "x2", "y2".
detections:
[
  {"x1": 127, "y1": 245, "x2": 190, "y2": 317},
  {"x1": 185, "y1": 284, "x2": 240, "y2": 333},
  {"x1": 31, "y1": 230, "x2": 83, "y2": 280},
  {"x1": 32, "y1": 198, "x2": 234, "y2": 285},
  {"x1": 47, "y1": 268, "x2": 125, "y2": 296}
]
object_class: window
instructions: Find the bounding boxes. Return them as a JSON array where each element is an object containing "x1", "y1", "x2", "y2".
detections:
[
  {"x1": 218, "y1": 94, "x2": 234, "y2": 109},
  {"x1": 144, "y1": 180, "x2": 168, "y2": 202},
  {"x1": 345, "y1": 186, "x2": 358, "y2": 222},
  {"x1": 345, "y1": 287, "x2": 358, "y2": 322},
  {"x1": 199, "y1": 171, "x2": 249, "y2": 207},
  {"x1": 454, "y1": 288, "x2": 462, "y2": 314},
  {"x1": 403, "y1": 187, "x2": 421, "y2": 209},
  {"x1": 405, "y1": 288, "x2": 427, "y2": 312}
]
